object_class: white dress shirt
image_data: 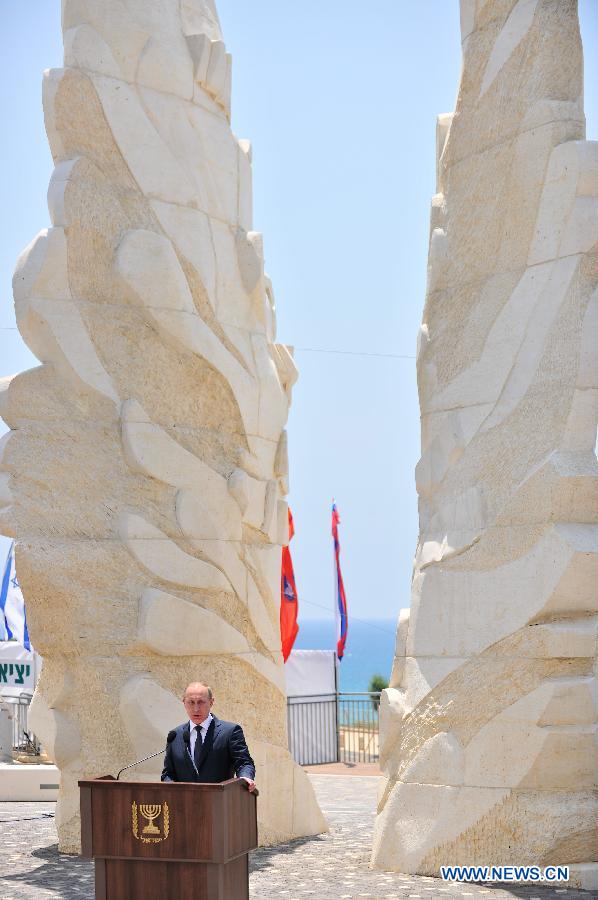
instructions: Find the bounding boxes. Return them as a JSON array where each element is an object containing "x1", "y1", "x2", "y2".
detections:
[{"x1": 188, "y1": 712, "x2": 213, "y2": 760}]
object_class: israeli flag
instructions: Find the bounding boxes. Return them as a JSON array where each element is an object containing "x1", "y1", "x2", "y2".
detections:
[{"x1": 0, "y1": 542, "x2": 31, "y2": 650}]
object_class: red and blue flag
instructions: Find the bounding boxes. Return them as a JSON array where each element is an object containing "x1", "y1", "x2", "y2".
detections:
[
  {"x1": 280, "y1": 507, "x2": 299, "y2": 662},
  {"x1": 332, "y1": 502, "x2": 348, "y2": 660}
]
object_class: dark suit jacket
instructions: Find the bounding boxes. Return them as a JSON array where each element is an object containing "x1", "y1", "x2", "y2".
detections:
[{"x1": 161, "y1": 716, "x2": 255, "y2": 783}]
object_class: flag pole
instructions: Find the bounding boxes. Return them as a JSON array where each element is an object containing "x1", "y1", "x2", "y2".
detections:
[
  {"x1": 332, "y1": 498, "x2": 337, "y2": 664},
  {"x1": 331, "y1": 501, "x2": 348, "y2": 662},
  {"x1": 332, "y1": 499, "x2": 340, "y2": 762}
]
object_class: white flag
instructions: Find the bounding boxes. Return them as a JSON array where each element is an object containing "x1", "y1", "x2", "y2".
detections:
[{"x1": 0, "y1": 542, "x2": 31, "y2": 650}]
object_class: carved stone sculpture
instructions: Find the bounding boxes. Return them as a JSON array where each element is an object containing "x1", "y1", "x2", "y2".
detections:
[
  {"x1": 0, "y1": 0, "x2": 325, "y2": 851},
  {"x1": 372, "y1": 1, "x2": 598, "y2": 889}
]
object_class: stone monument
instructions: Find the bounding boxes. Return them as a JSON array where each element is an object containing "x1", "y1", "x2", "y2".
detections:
[
  {"x1": 372, "y1": 0, "x2": 597, "y2": 889},
  {"x1": 0, "y1": 0, "x2": 325, "y2": 851}
]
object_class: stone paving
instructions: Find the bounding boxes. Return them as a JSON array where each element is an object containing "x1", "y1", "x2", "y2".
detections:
[
  {"x1": 0, "y1": 777, "x2": 595, "y2": 899},
  {"x1": 0, "y1": 802, "x2": 92, "y2": 898},
  {"x1": 250, "y1": 776, "x2": 596, "y2": 899}
]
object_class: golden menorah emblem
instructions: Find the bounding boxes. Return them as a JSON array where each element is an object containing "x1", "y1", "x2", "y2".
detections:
[
  {"x1": 132, "y1": 801, "x2": 170, "y2": 843},
  {"x1": 140, "y1": 804, "x2": 161, "y2": 834}
]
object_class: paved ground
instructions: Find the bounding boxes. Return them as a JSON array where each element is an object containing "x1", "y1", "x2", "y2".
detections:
[
  {"x1": 0, "y1": 777, "x2": 595, "y2": 899},
  {"x1": 0, "y1": 802, "x2": 91, "y2": 898},
  {"x1": 250, "y1": 776, "x2": 595, "y2": 899},
  {"x1": 303, "y1": 761, "x2": 381, "y2": 776}
]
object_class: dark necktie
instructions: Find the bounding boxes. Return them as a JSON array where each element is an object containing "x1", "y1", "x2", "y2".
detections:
[{"x1": 193, "y1": 725, "x2": 203, "y2": 770}]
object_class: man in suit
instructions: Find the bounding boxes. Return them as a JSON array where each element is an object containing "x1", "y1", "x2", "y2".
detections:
[{"x1": 161, "y1": 681, "x2": 256, "y2": 792}]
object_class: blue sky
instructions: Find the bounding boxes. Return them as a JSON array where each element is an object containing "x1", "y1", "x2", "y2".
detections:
[{"x1": 1, "y1": 2, "x2": 597, "y2": 624}]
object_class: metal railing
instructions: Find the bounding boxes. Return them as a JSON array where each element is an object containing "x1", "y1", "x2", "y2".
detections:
[
  {"x1": 3, "y1": 693, "x2": 40, "y2": 754},
  {"x1": 338, "y1": 692, "x2": 380, "y2": 764},
  {"x1": 287, "y1": 693, "x2": 338, "y2": 765},
  {"x1": 287, "y1": 692, "x2": 380, "y2": 766}
]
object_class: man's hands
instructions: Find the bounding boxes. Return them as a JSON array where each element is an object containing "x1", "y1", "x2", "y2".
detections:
[{"x1": 241, "y1": 777, "x2": 257, "y2": 793}]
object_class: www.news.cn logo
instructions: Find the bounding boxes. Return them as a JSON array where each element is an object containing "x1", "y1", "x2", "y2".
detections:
[{"x1": 440, "y1": 865, "x2": 569, "y2": 883}]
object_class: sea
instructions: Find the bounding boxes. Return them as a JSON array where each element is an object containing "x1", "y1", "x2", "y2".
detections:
[{"x1": 293, "y1": 617, "x2": 397, "y2": 693}]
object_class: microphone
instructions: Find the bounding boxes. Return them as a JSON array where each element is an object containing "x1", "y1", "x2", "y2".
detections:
[{"x1": 116, "y1": 730, "x2": 177, "y2": 780}]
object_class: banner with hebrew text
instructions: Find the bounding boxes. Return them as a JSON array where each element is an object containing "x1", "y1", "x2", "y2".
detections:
[{"x1": 0, "y1": 642, "x2": 37, "y2": 695}]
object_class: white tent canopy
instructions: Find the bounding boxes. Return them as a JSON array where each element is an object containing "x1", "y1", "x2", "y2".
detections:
[{"x1": 285, "y1": 649, "x2": 336, "y2": 698}]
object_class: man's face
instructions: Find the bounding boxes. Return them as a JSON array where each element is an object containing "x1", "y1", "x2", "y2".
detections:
[{"x1": 183, "y1": 686, "x2": 214, "y2": 725}]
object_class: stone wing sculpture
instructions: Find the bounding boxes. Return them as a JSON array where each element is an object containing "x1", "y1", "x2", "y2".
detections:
[
  {"x1": 0, "y1": 0, "x2": 325, "y2": 851},
  {"x1": 372, "y1": 0, "x2": 598, "y2": 889}
]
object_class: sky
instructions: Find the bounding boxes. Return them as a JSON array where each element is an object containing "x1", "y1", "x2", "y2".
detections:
[{"x1": 0, "y1": 2, "x2": 597, "y2": 627}]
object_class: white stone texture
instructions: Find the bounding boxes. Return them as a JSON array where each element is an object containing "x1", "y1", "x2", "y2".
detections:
[
  {"x1": 372, "y1": 0, "x2": 598, "y2": 878},
  {"x1": 1, "y1": 0, "x2": 325, "y2": 852}
]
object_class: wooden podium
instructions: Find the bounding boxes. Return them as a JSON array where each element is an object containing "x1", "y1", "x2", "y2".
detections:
[{"x1": 79, "y1": 777, "x2": 258, "y2": 899}]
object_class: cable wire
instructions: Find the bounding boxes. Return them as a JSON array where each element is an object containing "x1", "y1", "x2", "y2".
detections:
[
  {"x1": 299, "y1": 595, "x2": 398, "y2": 635},
  {"x1": 1, "y1": 327, "x2": 415, "y2": 360},
  {"x1": 295, "y1": 346, "x2": 414, "y2": 359}
]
